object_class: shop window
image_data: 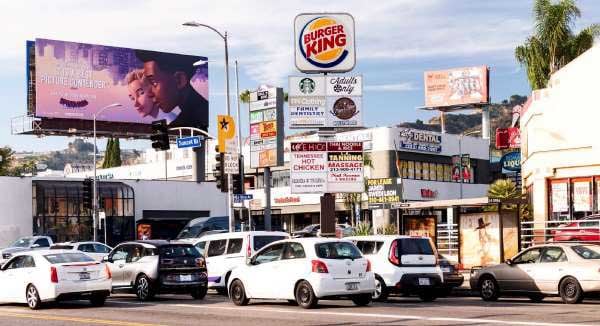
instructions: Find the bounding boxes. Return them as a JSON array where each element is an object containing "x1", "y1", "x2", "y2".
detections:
[
  {"x1": 444, "y1": 165, "x2": 452, "y2": 182},
  {"x1": 407, "y1": 161, "x2": 415, "y2": 179},
  {"x1": 572, "y1": 179, "x2": 592, "y2": 219},
  {"x1": 415, "y1": 162, "x2": 422, "y2": 180},
  {"x1": 436, "y1": 164, "x2": 444, "y2": 182}
]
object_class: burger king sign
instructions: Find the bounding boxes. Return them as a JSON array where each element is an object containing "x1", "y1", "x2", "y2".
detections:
[{"x1": 294, "y1": 13, "x2": 356, "y2": 73}]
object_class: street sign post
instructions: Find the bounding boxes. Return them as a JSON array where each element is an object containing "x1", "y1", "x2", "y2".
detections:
[{"x1": 176, "y1": 136, "x2": 202, "y2": 149}]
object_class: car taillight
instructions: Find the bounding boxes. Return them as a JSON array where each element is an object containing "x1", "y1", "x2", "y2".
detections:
[
  {"x1": 105, "y1": 264, "x2": 112, "y2": 279},
  {"x1": 389, "y1": 240, "x2": 400, "y2": 265},
  {"x1": 366, "y1": 259, "x2": 372, "y2": 272},
  {"x1": 196, "y1": 257, "x2": 206, "y2": 268},
  {"x1": 311, "y1": 260, "x2": 329, "y2": 273},
  {"x1": 246, "y1": 235, "x2": 252, "y2": 258},
  {"x1": 50, "y1": 266, "x2": 58, "y2": 283}
]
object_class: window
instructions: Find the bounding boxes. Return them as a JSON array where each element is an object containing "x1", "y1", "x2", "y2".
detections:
[
  {"x1": 195, "y1": 242, "x2": 206, "y2": 256},
  {"x1": 282, "y1": 243, "x2": 306, "y2": 259},
  {"x1": 22, "y1": 256, "x2": 36, "y2": 268},
  {"x1": 207, "y1": 240, "x2": 227, "y2": 257},
  {"x1": 397, "y1": 239, "x2": 434, "y2": 255},
  {"x1": 415, "y1": 162, "x2": 422, "y2": 180},
  {"x1": 254, "y1": 243, "x2": 284, "y2": 264},
  {"x1": 5, "y1": 256, "x2": 27, "y2": 269},
  {"x1": 159, "y1": 245, "x2": 200, "y2": 258},
  {"x1": 571, "y1": 245, "x2": 600, "y2": 259},
  {"x1": 422, "y1": 162, "x2": 430, "y2": 180},
  {"x1": 93, "y1": 244, "x2": 111, "y2": 254},
  {"x1": 129, "y1": 245, "x2": 144, "y2": 262},
  {"x1": 444, "y1": 165, "x2": 452, "y2": 182},
  {"x1": 253, "y1": 236, "x2": 287, "y2": 251},
  {"x1": 44, "y1": 253, "x2": 95, "y2": 264},
  {"x1": 355, "y1": 241, "x2": 384, "y2": 255},
  {"x1": 512, "y1": 248, "x2": 541, "y2": 264},
  {"x1": 111, "y1": 246, "x2": 129, "y2": 262},
  {"x1": 78, "y1": 244, "x2": 95, "y2": 253},
  {"x1": 436, "y1": 164, "x2": 444, "y2": 182},
  {"x1": 540, "y1": 247, "x2": 567, "y2": 263},
  {"x1": 428, "y1": 163, "x2": 436, "y2": 181},
  {"x1": 226, "y1": 238, "x2": 243, "y2": 254},
  {"x1": 34, "y1": 238, "x2": 50, "y2": 248},
  {"x1": 315, "y1": 242, "x2": 362, "y2": 260},
  {"x1": 407, "y1": 161, "x2": 415, "y2": 179}
]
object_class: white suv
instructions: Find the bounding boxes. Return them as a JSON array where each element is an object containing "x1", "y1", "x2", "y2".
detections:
[
  {"x1": 347, "y1": 235, "x2": 443, "y2": 302},
  {"x1": 190, "y1": 231, "x2": 289, "y2": 294}
]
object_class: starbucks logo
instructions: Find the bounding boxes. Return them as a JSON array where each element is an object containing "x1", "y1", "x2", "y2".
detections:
[{"x1": 299, "y1": 78, "x2": 315, "y2": 94}]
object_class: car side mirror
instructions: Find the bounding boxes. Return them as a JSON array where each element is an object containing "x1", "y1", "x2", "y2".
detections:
[
  {"x1": 102, "y1": 256, "x2": 111, "y2": 263},
  {"x1": 505, "y1": 259, "x2": 513, "y2": 266}
]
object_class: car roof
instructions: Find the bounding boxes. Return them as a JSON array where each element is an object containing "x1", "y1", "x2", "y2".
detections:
[
  {"x1": 526, "y1": 243, "x2": 599, "y2": 250},
  {"x1": 345, "y1": 235, "x2": 431, "y2": 241},
  {"x1": 286, "y1": 237, "x2": 353, "y2": 245},
  {"x1": 11, "y1": 249, "x2": 74, "y2": 257},
  {"x1": 192, "y1": 231, "x2": 290, "y2": 242},
  {"x1": 118, "y1": 240, "x2": 193, "y2": 248}
]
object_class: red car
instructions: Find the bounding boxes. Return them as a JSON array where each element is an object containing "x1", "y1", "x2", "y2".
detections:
[{"x1": 551, "y1": 215, "x2": 600, "y2": 243}]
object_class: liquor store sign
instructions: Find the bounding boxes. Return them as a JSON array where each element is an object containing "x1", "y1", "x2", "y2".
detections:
[{"x1": 290, "y1": 141, "x2": 363, "y2": 194}]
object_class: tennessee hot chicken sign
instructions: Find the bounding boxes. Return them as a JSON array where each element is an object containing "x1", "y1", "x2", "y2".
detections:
[
  {"x1": 294, "y1": 13, "x2": 356, "y2": 73},
  {"x1": 290, "y1": 142, "x2": 363, "y2": 194}
]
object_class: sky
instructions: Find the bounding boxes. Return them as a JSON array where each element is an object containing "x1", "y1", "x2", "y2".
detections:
[{"x1": 1, "y1": 0, "x2": 599, "y2": 152}]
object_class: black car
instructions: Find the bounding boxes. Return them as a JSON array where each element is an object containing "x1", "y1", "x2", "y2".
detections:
[
  {"x1": 292, "y1": 224, "x2": 320, "y2": 238},
  {"x1": 438, "y1": 254, "x2": 464, "y2": 296},
  {"x1": 104, "y1": 240, "x2": 208, "y2": 301}
]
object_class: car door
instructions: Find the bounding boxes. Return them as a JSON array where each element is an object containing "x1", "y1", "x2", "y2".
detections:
[
  {"x1": 0, "y1": 256, "x2": 26, "y2": 301},
  {"x1": 205, "y1": 239, "x2": 227, "y2": 285},
  {"x1": 109, "y1": 245, "x2": 130, "y2": 287},
  {"x1": 500, "y1": 248, "x2": 542, "y2": 292},
  {"x1": 224, "y1": 238, "x2": 245, "y2": 274},
  {"x1": 245, "y1": 243, "x2": 285, "y2": 299},
  {"x1": 534, "y1": 247, "x2": 569, "y2": 293},
  {"x1": 122, "y1": 245, "x2": 145, "y2": 285},
  {"x1": 278, "y1": 242, "x2": 308, "y2": 299}
]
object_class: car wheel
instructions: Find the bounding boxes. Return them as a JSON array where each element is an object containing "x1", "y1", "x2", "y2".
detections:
[
  {"x1": 230, "y1": 280, "x2": 249, "y2": 306},
  {"x1": 135, "y1": 275, "x2": 155, "y2": 301},
  {"x1": 90, "y1": 294, "x2": 107, "y2": 307},
  {"x1": 351, "y1": 293, "x2": 372, "y2": 306},
  {"x1": 418, "y1": 290, "x2": 437, "y2": 302},
  {"x1": 372, "y1": 276, "x2": 389, "y2": 302},
  {"x1": 191, "y1": 286, "x2": 207, "y2": 300},
  {"x1": 559, "y1": 276, "x2": 583, "y2": 304},
  {"x1": 528, "y1": 294, "x2": 545, "y2": 303},
  {"x1": 295, "y1": 281, "x2": 318, "y2": 309},
  {"x1": 26, "y1": 285, "x2": 42, "y2": 310},
  {"x1": 479, "y1": 276, "x2": 500, "y2": 302}
]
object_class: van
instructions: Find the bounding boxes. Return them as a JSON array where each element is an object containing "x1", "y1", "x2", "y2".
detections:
[
  {"x1": 347, "y1": 235, "x2": 443, "y2": 302},
  {"x1": 190, "y1": 231, "x2": 289, "y2": 294},
  {"x1": 175, "y1": 216, "x2": 230, "y2": 240}
]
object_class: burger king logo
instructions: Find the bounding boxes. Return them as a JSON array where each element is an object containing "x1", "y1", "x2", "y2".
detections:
[{"x1": 295, "y1": 13, "x2": 355, "y2": 72}]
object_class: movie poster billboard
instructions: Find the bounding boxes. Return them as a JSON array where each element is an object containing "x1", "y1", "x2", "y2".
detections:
[
  {"x1": 403, "y1": 216, "x2": 436, "y2": 244},
  {"x1": 424, "y1": 66, "x2": 489, "y2": 108},
  {"x1": 460, "y1": 212, "x2": 501, "y2": 268},
  {"x1": 32, "y1": 38, "x2": 209, "y2": 129}
]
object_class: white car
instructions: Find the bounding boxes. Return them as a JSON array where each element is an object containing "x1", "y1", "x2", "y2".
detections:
[
  {"x1": 347, "y1": 235, "x2": 444, "y2": 302},
  {"x1": 190, "y1": 231, "x2": 289, "y2": 293},
  {"x1": 0, "y1": 250, "x2": 112, "y2": 309},
  {"x1": 227, "y1": 238, "x2": 375, "y2": 309},
  {"x1": 50, "y1": 242, "x2": 113, "y2": 261}
]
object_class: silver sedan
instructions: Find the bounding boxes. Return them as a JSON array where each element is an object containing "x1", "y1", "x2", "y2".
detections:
[{"x1": 470, "y1": 243, "x2": 600, "y2": 304}]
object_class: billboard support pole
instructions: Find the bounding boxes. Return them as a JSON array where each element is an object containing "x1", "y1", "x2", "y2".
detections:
[{"x1": 264, "y1": 167, "x2": 272, "y2": 231}]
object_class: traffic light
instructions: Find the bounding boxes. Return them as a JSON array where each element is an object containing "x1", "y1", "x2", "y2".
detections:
[
  {"x1": 82, "y1": 178, "x2": 93, "y2": 211},
  {"x1": 232, "y1": 156, "x2": 244, "y2": 195},
  {"x1": 213, "y1": 145, "x2": 227, "y2": 192},
  {"x1": 150, "y1": 119, "x2": 170, "y2": 151}
]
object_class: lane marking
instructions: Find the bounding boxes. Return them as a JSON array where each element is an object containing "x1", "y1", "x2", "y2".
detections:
[{"x1": 0, "y1": 309, "x2": 166, "y2": 326}]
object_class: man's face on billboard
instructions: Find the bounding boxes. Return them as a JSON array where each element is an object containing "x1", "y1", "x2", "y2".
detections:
[{"x1": 143, "y1": 61, "x2": 179, "y2": 113}]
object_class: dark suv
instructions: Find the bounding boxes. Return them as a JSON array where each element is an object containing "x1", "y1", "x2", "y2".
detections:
[{"x1": 104, "y1": 240, "x2": 207, "y2": 301}]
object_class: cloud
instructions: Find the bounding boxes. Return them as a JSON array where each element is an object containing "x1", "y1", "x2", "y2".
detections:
[{"x1": 364, "y1": 82, "x2": 417, "y2": 92}]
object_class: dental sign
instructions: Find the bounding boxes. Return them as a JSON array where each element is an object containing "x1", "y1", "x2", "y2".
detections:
[{"x1": 294, "y1": 13, "x2": 356, "y2": 73}]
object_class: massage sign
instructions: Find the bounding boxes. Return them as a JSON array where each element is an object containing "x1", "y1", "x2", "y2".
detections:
[{"x1": 290, "y1": 142, "x2": 364, "y2": 194}]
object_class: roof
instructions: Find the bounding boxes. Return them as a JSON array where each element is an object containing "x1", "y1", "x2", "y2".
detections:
[
  {"x1": 125, "y1": 240, "x2": 193, "y2": 248},
  {"x1": 345, "y1": 235, "x2": 431, "y2": 241},
  {"x1": 287, "y1": 237, "x2": 352, "y2": 245},
  {"x1": 190, "y1": 231, "x2": 290, "y2": 242}
]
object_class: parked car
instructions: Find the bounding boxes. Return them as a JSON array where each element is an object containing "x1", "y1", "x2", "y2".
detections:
[
  {"x1": 0, "y1": 250, "x2": 111, "y2": 309},
  {"x1": 176, "y1": 216, "x2": 231, "y2": 239},
  {"x1": 50, "y1": 242, "x2": 112, "y2": 261},
  {"x1": 228, "y1": 238, "x2": 375, "y2": 309},
  {"x1": 190, "y1": 231, "x2": 289, "y2": 294},
  {"x1": 293, "y1": 224, "x2": 354, "y2": 238},
  {"x1": 551, "y1": 215, "x2": 600, "y2": 243},
  {"x1": 347, "y1": 235, "x2": 443, "y2": 302},
  {"x1": 438, "y1": 254, "x2": 464, "y2": 296},
  {"x1": 104, "y1": 240, "x2": 207, "y2": 301},
  {"x1": 470, "y1": 243, "x2": 600, "y2": 304},
  {"x1": 1, "y1": 236, "x2": 53, "y2": 265}
]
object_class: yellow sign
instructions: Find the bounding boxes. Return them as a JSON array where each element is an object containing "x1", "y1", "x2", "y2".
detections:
[{"x1": 217, "y1": 115, "x2": 236, "y2": 153}]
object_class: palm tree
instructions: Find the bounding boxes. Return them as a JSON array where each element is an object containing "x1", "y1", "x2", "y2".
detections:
[
  {"x1": 488, "y1": 179, "x2": 519, "y2": 200},
  {"x1": 515, "y1": 0, "x2": 599, "y2": 89}
]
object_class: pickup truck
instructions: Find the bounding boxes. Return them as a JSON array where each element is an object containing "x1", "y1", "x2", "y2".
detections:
[{"x1": 0, "y1": 236, "x2": 54, "y2": 265}]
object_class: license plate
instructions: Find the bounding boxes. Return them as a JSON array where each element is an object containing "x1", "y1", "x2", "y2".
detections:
[
  {"x1": 441, "y1": 267, "x2": 451, "y2": 273},
  {"x1": 418, "y1": 278, "x2": 430, "y2": 286},
  {"x1": 345, "y1": 282, "x2": 359, "y2": 291},
  {"x1": 79, "y1": 272, "x2": 90, "y2": 280},
  {"x1": 180, "y1": 274, "x2": 192, "y2": 282}
]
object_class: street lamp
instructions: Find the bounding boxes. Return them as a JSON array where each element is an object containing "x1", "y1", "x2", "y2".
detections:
[
  {"x1": 183, "y1": 21, "x2": 234, "y2": 232},
  {"x1": 93, "y1": 103, "x2": 122, "y2": 242}
]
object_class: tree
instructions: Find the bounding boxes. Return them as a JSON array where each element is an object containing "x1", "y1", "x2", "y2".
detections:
[
  {"x1": 488, "y1": 179, "x2": 520, "y2": 200},
  {"x1": 515, "y1": 0, "x2": 599, "y2": 89},
  {"x1": 102, "y1": 138, "x2": 122, "y2": 169},
  {"x1": 0, "y1": 146, "x2": 15, "y2": 176}
]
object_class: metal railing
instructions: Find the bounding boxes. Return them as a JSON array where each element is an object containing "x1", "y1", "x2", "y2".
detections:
[
  {"x1": 11, "y1": 115, "x2": 40, "y2": 135},
  {"x1": 437, "y1": 223, "x2": 459, "y2": 258},
  {"x1": 521, "y1": 218, "x2": 600, "y2": 249}
]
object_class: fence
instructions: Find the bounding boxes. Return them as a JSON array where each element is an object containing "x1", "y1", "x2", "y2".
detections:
[
  {"x1": 521, "y1": 218, "x2": 600, "y2": 249},
  {"x1": 437, "y1": 223, "x2": 458, "y2": 258}
]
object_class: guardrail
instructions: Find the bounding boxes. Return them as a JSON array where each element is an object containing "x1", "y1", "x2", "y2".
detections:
[
  {"x1": 437, "y1": 223, "x2": 458, "y2": 257},
  {"x1": 521, "y1": 218, "x2": 600, "y2": 248}
]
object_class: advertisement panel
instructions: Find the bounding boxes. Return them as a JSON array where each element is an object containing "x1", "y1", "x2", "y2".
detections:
[
  {"x1": 32, "y1": 38, "x2": 209, "y2": 130},
  {"x1": 404, "y1": 216, "x2": 437, "y2": 244},
  {"x1": 249, "y1": 87, "x2": 284, "y2": 168},
  {"x1": 573, "y1": 181, "x2": 592, "y2": 212},
  {"x1": 367, "y1": 178, "x2": 402, "y2": 209},
  {"x1": 290, "y1": 142, "x2": 328, "y2": 194},
  {"x1": 289, "y1": 75, "x2": 362, "y2": 129},
  {"x1": 551, "y1": 182, "x2": 569, "y2": 213},
  {"x1": 326, "y1": 142, "x2": 363, "y2": 193},
  {"x1": 424, "y1": 66, "x2": 489, "y2": 108},
  {"x1": 294, "y1": 13, "x2": 356, "y2": 73},
  {"x1": 397, "y1": 128, "x2": 442, "y2": 153},
  {"x1": 460, "y1": 212, "x2": 501, "y2": 268}
]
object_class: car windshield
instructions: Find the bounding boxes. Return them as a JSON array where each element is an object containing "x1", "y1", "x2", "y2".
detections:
[
  {"x1": 253, "y1": 236, "x2": 287, "y2": 251},
  {"x1": 300, "y1": 225, "x2": 319, "y2": 232},
  {"x1": 160, "y1": 245, "x2": 201, "y2": 258},
  {"x1": 176, "y1": 226, "x2": 204, "y2": 239},
  {"x1": 572, "y1": 245, "x2": 600, "y2": 259},
  {"x1": 10, "y1": 238, "x2": 33, "y2": 248},
  {"x1": 315, "y1": 242, "x2": 362, "y2": 260},
  {"x1": 44, "y1": 253, "x2": 95, "y2": 264}
]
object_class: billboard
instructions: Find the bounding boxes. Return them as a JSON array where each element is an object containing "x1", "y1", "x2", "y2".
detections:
[
  {"x1": 31, "y1": 38, "x2": 209, "y2": 132},
  {"x1": 249, "y1": 87, "x2": 284, "y2": 168},
  {"x1": 290, "y1": 142, "x2": 363, "y2": 193},
  {"x1": 367, "y1": 178, "x2": 402, "y2": 209},
  {"x1": 294, "y1": 13, "x2": 356, "y2": 73},
  {"x1": 397, "y1": 128, "x2": 442, "y2": 153},
  {"x1": 460, "y1": 212, "x2": 501, "y2": 268},
  {"x1": 424, "y1": 66, "x2": 489, "y2": 108},
  {"x1": 289, "y1": 75, "x2": 362, "y2": 128},
  {"x1": 404, "y1": 216, "x2": 437, "y2": 244}
]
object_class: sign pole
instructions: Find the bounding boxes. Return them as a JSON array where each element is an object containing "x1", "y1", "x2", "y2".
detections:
[{"x1": 264, "y1": 167, "x2": 272, "y2": 231}]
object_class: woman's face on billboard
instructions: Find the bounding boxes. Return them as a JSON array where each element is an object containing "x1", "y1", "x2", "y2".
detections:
[{"x1": 128, "y1": 79, "x2": 158, "y2": 118}]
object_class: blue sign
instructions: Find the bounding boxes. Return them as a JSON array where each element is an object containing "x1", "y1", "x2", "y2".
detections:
[
  {"x1": 233, "y1": 194, "x2": 253, "y2": 203},
  {"x1": 500, "y1": 151, "x2": 521, "y2": 172},
  {"x1": 176, "y1": 136, "x2": 202, "y2": 149}
]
